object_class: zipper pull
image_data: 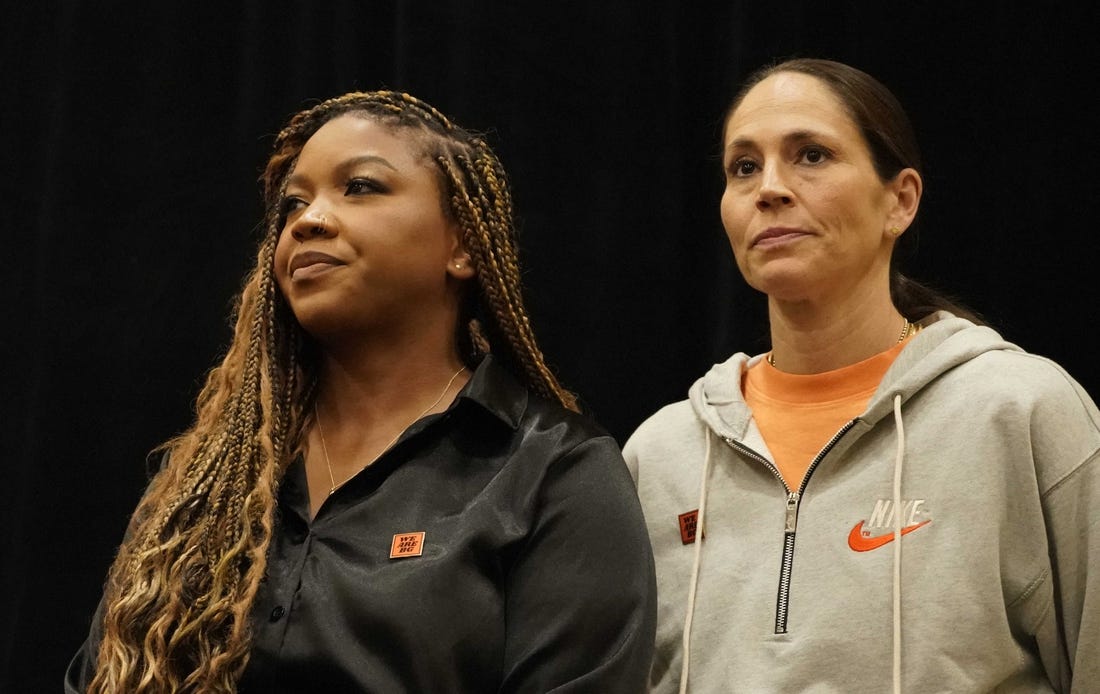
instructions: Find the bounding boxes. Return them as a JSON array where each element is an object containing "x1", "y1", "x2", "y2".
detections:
[{"x1": 785, "y1": 492, "x2": 800, "y2": 533}]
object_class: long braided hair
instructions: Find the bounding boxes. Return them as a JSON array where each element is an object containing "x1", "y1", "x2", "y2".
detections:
[{"x1": 90, "y1": 91, "x2": 576, "y2": 693}]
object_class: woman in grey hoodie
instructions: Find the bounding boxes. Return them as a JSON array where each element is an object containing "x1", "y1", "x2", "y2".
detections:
[{"x1": 626, "y1": 58, "x2": 1099, "y2": 693}]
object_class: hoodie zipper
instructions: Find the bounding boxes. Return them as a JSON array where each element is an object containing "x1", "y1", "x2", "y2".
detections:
[{"x1": 725, "y1": 418, "x2": 857, "y2": 634}]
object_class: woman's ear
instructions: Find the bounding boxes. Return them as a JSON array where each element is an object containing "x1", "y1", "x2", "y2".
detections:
[
  {"x1": 446, "y1": 225, "x2": 476, "y2": 279},
  {"x1": 884, "y1": 167, "x2": 923, "y2": 238},
  {"x1": 447, "y1": 255, "x2": 476, "y2": 279}
]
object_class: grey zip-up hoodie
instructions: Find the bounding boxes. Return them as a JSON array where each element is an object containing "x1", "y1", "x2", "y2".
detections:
[{"x1": 625, "y1": 312, "x2": 1100, "y2": 693}]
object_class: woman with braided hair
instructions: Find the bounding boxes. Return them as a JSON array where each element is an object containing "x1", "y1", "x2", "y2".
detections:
[{"x1": 65, "y1": 91, "x2": 656, "y2": 693}]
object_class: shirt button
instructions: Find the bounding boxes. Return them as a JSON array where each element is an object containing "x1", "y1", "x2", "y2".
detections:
[{"x1": 269, "y1": 605, "x2": 286, "y2": 621}]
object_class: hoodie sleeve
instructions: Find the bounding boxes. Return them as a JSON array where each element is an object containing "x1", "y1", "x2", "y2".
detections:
[
  {"x1": 1039, "y1": 448, "x2": 1100, "y2": 693},
  {"x1": 1029, "y1": 370, "x2": 1100, "y2": 692}
]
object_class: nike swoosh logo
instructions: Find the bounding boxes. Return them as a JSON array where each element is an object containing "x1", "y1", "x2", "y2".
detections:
[{"x1": 848, "y1": 519, "x2": 931, "y2": 552}]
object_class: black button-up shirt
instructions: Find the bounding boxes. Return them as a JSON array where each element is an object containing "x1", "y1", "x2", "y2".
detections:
[{"x1": 67, "y1": 356, "x2": 657, "y2": 692}]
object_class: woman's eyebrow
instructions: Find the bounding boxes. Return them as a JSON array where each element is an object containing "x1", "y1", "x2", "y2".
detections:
[
  {"x1": 287, "y1": 154, "x2": 398, "y2": 187},
  {"x1": 726, "y1": 129, "x2": 826, "y2": 153}
]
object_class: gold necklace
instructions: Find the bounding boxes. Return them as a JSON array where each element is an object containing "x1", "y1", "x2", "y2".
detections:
[
  {"x1": 314, "y1": 365, "x2": 467, "y2": 496},
  {"x1": 767, "y1": 318, "x2": 916, "y2": 368}
]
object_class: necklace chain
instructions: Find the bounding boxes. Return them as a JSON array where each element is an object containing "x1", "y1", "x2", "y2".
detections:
[
  {"x1": 767, "y1": 317, "x2": 916, "y2": 368},
  {"x1": 314, "y1": 365, "x2": 467, "y2": 496}
]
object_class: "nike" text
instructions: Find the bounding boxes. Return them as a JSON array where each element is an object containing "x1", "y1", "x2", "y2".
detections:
[{"x1": 867, "y1": 498, "x2": 926, "y2": 528}]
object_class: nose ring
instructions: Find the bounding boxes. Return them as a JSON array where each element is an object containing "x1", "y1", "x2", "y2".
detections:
[{"x1": 310, "y1": 214, "x2": 327, "y2": 235}]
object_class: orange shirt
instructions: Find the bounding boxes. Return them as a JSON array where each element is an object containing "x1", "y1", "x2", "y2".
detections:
[{"x1": 743, "y1": 339, "x2": 910, "y2": 490}]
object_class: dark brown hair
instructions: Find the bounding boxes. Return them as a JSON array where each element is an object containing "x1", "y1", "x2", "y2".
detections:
[{"x1": 725, "y1": 58, "x2": 982, "y2": 324}]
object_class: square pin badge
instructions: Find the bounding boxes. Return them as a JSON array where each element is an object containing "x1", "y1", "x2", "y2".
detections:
[{"x1": 390, "y1": 532, "x2": 425, "y2": 559}]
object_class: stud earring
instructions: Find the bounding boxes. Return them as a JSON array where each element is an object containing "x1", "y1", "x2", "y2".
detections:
[{"x1": 890, "y1": 226, "x2": 902, "y2": 236}]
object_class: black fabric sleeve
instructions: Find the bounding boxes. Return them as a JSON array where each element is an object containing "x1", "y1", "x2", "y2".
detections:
[
  {"x1": 63, "y1": 594, "x2": 105, "y2": 693},
  {"x1": 63, "y1": 454, "x2": 167, "y2": 693},
  {"x1": 500, "y1": 436, "x2": 657, "y2": 693}
]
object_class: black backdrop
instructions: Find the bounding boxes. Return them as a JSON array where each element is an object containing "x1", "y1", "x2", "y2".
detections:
[{"x1": 5, "y1": 3, "x2": 1098, "y2": 691}]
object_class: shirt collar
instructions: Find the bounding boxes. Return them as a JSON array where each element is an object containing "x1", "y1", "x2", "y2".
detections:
[{"x1": 455, "y1": 354, "x2": 527, "y2": 430}]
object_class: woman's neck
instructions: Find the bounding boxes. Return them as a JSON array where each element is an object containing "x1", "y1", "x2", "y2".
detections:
[
  {"x1": 304, "y1": 331, "x2": 471, "y2": 519},
  {"x1": 313, "y1": 322, "x2": 469, "y2": 430},
  {"x1": 767, "y1": 284, "x2": 905, "y2": 375}
]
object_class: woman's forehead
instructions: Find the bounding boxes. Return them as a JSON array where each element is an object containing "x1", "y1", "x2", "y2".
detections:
[{"x1": 725, "y1": 72, "x2": 856, "y2": 144}]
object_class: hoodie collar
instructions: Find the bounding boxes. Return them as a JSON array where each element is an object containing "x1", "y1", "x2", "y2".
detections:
[
  {"x1": 690, "y1": 311, "x2": 1022, "y2": 436},
  {"x1": 862, "y1": 311, "x2": 1020, "y2": 424}
]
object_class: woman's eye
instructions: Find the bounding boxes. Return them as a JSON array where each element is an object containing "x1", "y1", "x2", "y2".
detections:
[
  {"x1": 798, "y1": 146, "x2": 830, "y2": 165},
  {"x1": 731, "y1": 159, "x2": 758, "y2": 177},
  {"x1": 345, "y1": 177, "x2": 383, "y2": 195},
  {"x1": 281, "y1": 196, "x2": 306, "y2": 215}
]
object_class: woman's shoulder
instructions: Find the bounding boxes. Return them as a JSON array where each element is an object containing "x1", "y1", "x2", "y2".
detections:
[
  {"x1": 466, "y1": 355, "x2": 617, "y2": 449},
  {"x1": 938, "y1": 347, "x2": 1100, "y2": 490},
  {"x1": 522, "y1": 393, "x2": 620, "y2": 446},
  {"x1": 624, "y1": 353, "x2": 751, "y2": 457},
  {"x1": 953, "y1": 347, "x2": 1097, "y2": 415},
  {"x1": 627, "y1": 399, "x2": 698, "y2": 446},
  {"x1": 911, "y1": 315, "x2": 1098, "y2": 417}
]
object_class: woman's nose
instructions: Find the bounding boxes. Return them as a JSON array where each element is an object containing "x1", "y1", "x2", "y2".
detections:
[
  {"x1": 290, "y1": 208, "x2": 335, "y2": 241},
  {"x1": 755, "y1": 164, "x2": 794, "y2": 210}
]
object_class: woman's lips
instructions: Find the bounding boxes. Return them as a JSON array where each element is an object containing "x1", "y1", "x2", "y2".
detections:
[
  {"x1": 289, "y1": 251, "x2": 344, "y2": 280},
  {"x1": 291, "y1": 262, "x2": 340, "y2": 280},
  {"x1": 752, "y1": 227, "x2": 812, "y2": 248}
]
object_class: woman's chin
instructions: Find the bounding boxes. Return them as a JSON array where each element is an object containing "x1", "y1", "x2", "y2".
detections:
[
  {"x1": 745, "y1": 267, "x2": 820, "y2": 302},
  {"x1": 291, "y1": 306, "x2": 366, "y2": 343}
]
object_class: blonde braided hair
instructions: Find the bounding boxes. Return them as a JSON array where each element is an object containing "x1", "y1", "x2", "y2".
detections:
[{"x1": 89, "y1": 91, "x2": 575, "y2": 693}]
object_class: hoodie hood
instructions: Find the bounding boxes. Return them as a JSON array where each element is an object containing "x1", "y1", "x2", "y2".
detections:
[{"x1": 689, "y1": 312, "x2": 1023, "y2": 439}]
